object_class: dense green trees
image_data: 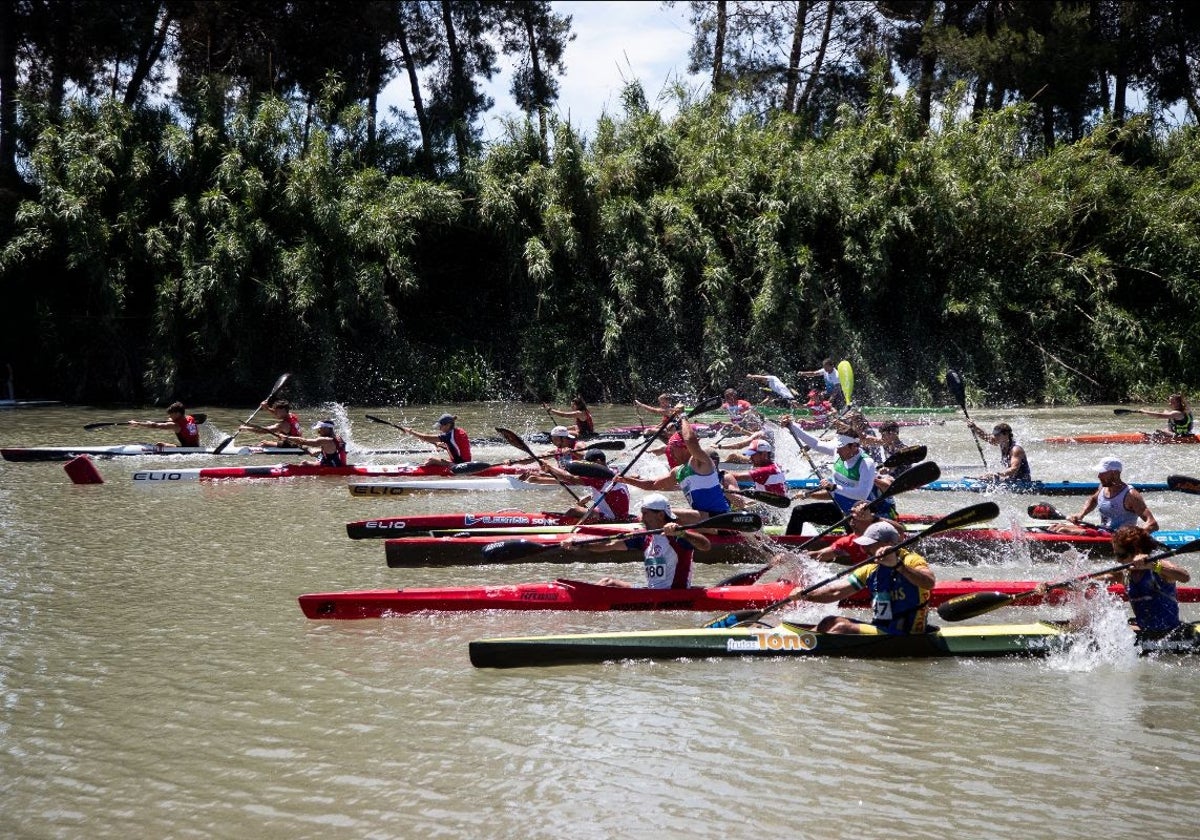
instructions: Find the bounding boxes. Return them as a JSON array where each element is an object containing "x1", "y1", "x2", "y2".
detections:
[{"x1": 1, "y1": 2, "x2": 1198, "y2": 406}]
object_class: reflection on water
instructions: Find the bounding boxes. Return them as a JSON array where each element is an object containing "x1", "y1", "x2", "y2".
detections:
[{"x1": 1, "y1": 403, "x2": 1198, "y2": 838}]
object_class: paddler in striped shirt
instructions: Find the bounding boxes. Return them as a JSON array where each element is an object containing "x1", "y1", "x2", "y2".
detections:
[
  {"x1": 566, "y1": 493, "x2": 711, "y2": 589},
  {"x1": 127, "y1": 401, "x2": 201, "y2": 447}
]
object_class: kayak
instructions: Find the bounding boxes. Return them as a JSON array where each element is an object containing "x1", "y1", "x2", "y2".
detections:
[
  {"x1": 1043, "y1": 432, "x2": 1200, "y2": 445},
  {"x1": 0, "y1": 399, "x2": 62, "y2": 409},
  {"x1": 780, "y1": 476, "x2": 1171, "y2": 495},
  {"x1": 298, "y1": 577, "x2": 1200, "y2": 620},
  {"x1": 2, "y1": 444, "x2": 308, "y2": 462},
  {"x1": 382, "y1": 526, "x2": 1200, "y2": 567},
  {"x1": 345, "y1": 510, "x2": 947, "y2": 539},
  {"x1": 347, "y1": 475, "x2": 559, "y2": 495},
  {"x1": 128, "y1": 462, "x2": 526, "y2": 483},
  {"x1": 468, "y1": 620, "x2": 1200, "y2": 668},
  {"x1": 756, "y1": 405, "x2": 956, "y2": 418}
]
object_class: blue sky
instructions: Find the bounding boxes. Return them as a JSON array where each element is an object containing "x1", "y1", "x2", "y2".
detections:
[{"x1": 380, "y1": 1, "x2": 705, "y2": 140}]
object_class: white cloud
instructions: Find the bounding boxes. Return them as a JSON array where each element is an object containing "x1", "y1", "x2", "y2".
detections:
[{"x1": 379, "y1": 1, "x2": 707, "y2": 142}]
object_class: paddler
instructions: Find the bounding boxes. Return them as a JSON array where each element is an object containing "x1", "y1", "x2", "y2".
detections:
[
  {"x1": 782, "y1": 420, "x2": 879, "y2": 519},
  {"x1": 396, "y1": 413, "x2": 471, "y2": 468},
  {"x1": 806, "y1": 501, "x2": 908, "y2": 565},
  {"x1": 535, "y1": 449, "x2": 632, "y2": 523},
  {"x1": 542, "y1": 396, "x2": 595, "y2": 439},
  {"x1": 1136, "y1": 393, "x2": 1194, "y2": 439},
  {"x1": 1100, "y1": 526, "x2": 1190, "y2": 640},
  {"x1": 127, "y1": 401, "x2": 201, "y2": 447},
  {"x1": 799, "y1": 358, "x2": 844, "y2": 409},
  {"x1": 746, "y1": 373, "x2": 798, "y2": 408},
  {"x1": 1050, "y1": 457, "x2": 1158, "y2": 535},
  {"x1": 965, "y1": 421, "x2": 1031, "y2": 484},
  {"x1": 565, "y1": 493, "x2": 711, "y2": 589},
  {"x1": 800, "y1": 522, "x2": 936, "y2": 635},
  {"x1": 724, "y1": 440, "x2": 788, "y2": 499},
  {"x1": 244, "y1": 399, "x2": 302, "y2": 448},
  {"x1": 617, "y1": 415, "x2": 732, "y2": 525},
  {"x1": 273, "y1": 419, "x2": 348, "y2": 466}
]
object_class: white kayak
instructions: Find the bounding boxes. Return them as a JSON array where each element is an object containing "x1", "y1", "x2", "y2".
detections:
[{"x1": 2, "y1": 444, "x2": 307, "y2": 462}]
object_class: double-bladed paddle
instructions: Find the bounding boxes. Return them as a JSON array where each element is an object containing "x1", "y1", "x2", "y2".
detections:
[
  {"x1": 480, "y1": 510, "x2": 764, "y2": 563},
  {"x1": 704, "y1": 501, "x2": 1000, "y2": 628},
  {"x1": 714, "y1": 460, "x2": 942, "y2": 587},
  {"x1": 213, "y1": 373, "x2": 291, "y2": 454},
  {"x1": 936, "y1": 538, "x2": 1200, "y2": 623},
  {"x1": 85, "y1": 412, "x2": 208, "y2": 431},
  {"x1": 946, "y1": 369, "x2": 988, "y2": 470},
  {"x1": 569, "y1": 395, "x2": 724, "y2": 529}
]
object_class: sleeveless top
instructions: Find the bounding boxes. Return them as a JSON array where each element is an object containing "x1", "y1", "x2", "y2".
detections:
[
  {"x1": 822, "y1": 368, "x2": 840, "y2": 394},
  {"x1": 830, "y1": 453, "x2": 877, "y2": 512},
  {"x1": 319, "y1": 435, "x2": 347, "y2": 467},
  {"x1": 1127, "y1": 568, "x2": 1180, "y2": 633},
  {"x1": 174, "y1": 415, "x2": 201, "y2": 447},
  {"x1": 621, "y1": 533, "x2": 695, "y2": 589},
  {"x1": 577, "y1": 411, "x2": 595, "y2": 438},
  {"x1": 439, "y1": 427, "x2": 472, "y2": 464},
  {"x1": 1000, "y1": 440, "x2": 1032, "y2": 481},
  {"x1": 1096, "y1": 485, "x2": 1138, "y2": 530},
  {"x1": 1169, "y1": 411, "x2": 1194, "y2": 436},
  {"x1": 674, "y1": 463, "x2": 731, "y2": 514}
]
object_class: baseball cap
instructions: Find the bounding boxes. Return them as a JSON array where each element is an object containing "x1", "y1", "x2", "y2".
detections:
[
  {"x1": 854, "y1": 522, "x2": 900, "y2": 546},
  {"x1": 1095, "y1": 457, "x2": 1122, "y2": 474},
  {"x1": 437, "y1": 413, "x2": 454, "y2": 425},
  {"x1": 835, "y1": 434, "x2": 859, "y2": 447},
  {"x1": 550, "y1": 425, "x2": 576, "y2": 439},
  {"x1": 742, "y1": 440, "x2": 773, "y2": 456},
  {"x1": 640, "y1": 493, "x2": 675, "y2": 519}
]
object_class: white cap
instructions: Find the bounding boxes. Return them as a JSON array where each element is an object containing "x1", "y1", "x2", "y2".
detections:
[
  {"x1": 640, "y1": 493, "x2": 675, "y2": 519},
  {"x1": 742, "y1": 440, "x2": 773, "y2": 456},
  {"x1": 550, "y1": 425, "x2": 576, "y2": 439},
  {"x1": 312, "y1": 419, "x2": 334, "y2": 430},
  {"x1": 835, "y1": 434, "x2": 859, "y2": 447},
  {"x1": 854, "y1": 522, "x2": 900, "y2": 546},
  {"x1": 1095, "y1": 457, "x2": 1122, "y2": 474}
]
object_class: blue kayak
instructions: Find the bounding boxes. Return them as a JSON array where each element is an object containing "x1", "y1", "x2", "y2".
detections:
[{"x1": 768, "y1": 477, "x2": 1170, "y2": 496}]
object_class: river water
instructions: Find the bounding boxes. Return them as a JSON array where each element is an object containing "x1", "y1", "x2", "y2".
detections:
[{"x1": 2, "y1": 402, "x2": 1199, "y2": 839}]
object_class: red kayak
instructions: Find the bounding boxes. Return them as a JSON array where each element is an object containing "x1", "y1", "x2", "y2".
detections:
[
  {"x1": 299, "y1": 577, "x2": 1200, "y2": 619},
  {"x1": 381, "y1": 526, "x2": 1200, "y2": 567},
  {"x1": 1044, "y1": 432, "x2": 1200, "y2": 445}
]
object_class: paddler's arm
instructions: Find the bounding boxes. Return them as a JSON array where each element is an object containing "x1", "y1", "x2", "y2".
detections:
[{"x1": 664, "y1": 521, "x2": 710, "y2": 551}]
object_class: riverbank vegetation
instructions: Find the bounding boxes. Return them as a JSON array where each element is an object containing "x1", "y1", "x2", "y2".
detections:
[{"x1": 2, "y1": 2, "x2": 1197, "y2": 406}]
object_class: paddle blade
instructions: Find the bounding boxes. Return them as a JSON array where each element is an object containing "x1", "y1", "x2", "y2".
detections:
[
  {"x1": 1167, "y1": 475, "x2": 1200, "y2": 495},
  {"x1": 946, "y1": 369, "x2": 967, "y2": 409},
  {"x1": 837, "y1": 360, "x2": 854, "y2": 405},
  {"x1": 1027, "y1": 502, "x2": 1067, "y2": 521},
  {"x1": 914, "y1": 501, "x2": 1000, "y2": 540},
  {"x1": 480, "y1": 539, "x2": 553, "y2": 562},
  {"x1": 713, "y1": 566, "x2": 771, "y2": 587},
  {"x1": 687, "y1": 395, "x2": 724, "y2": 417},
  {"x1": 1112, "y1": 408, "x2": 1135, "y2": 415},
  {"x1": 495, "y1": 426, "x2": 538, "y2": 460},
  {"x1": 881, "y1": 445, "x2": 926, "y2": 470},
  {"x1": 937, "y1": 590, "x2": 1031, "y2": 622},
  {"x1": 588, "y1": 440, "x2": 626, "y2": 451},
  {"x1": 451, "y1": 461, "x2": 495, "y2": 475},
  {"x1": 564, "y1": 461, "x2": 614, "y2": 480}
]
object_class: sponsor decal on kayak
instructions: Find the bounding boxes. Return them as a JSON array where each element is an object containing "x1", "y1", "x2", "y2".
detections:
[
  {"x1": 133, "y1": 471, "x2": 187, "y2": 481},
  {"x1": 464, "y1": 514, "x2": 559, "y2": 526},
  {"x1": 350, "y1": 485, "x2": 407, "y2": 496},
  {"x1": 364, "y1": 520, "x2": 407, "y2": 530},
  {"x1": 726, "y1": 629, "x2": 818, "y2": 652}
]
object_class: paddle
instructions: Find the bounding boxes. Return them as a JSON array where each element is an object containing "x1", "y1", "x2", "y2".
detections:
[
  {"x1": 936, "y1": 538, "x2": 1200, "y2": 623},
  {"x1": 837, "y1": 360, "x2": 854, "y2": 408},
  {"x1": 213, "y1": 373, "x2": 291, "y2": 454},
  {"x1": 495, "y1": 427, "x2": 585, "y2": 503},
  {"x1": 728, "y1": 488, "x2": 792, "y2": 509},
  {"x1": 569, "y1": 395, "x2": 724, "y2": 529},
  {"x1": 481, "y1": 510, "x2": 764, "y2": 563},
  {"x1": 1167, "y1": 474, "x2": 1200, "y2": 495},
  {"x1": 1025, "y1": 502, "x2": 1106, "y2": 531},
  {"x1": 715, "y1": 460, "x2": 942, "y2": 587},
  {"x1": 704, "y1": 501, "x2": 999, "y2": 628},
  {"x1": 85, "y1": 412, "x2": 208, "y2": 432},
  {"x1": 1112, "y1": 409, "x2": 1138, "y2": 415},
  {"x1": 946, "y1": 369, "x2": 987, "y2": 470},
  {"x1": 882, "y1": 445, "x2": 927, "y2": 470}
]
